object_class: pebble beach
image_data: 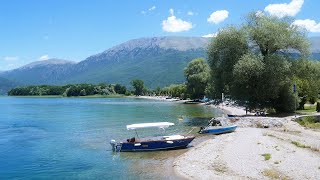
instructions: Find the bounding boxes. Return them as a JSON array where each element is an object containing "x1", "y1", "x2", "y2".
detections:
[
  {"x1": 175, "y1": 105, "x2": 320, "y2": 179},
  {"x1": 139, "y1": 96, "x2": 320, "y2": 179}
]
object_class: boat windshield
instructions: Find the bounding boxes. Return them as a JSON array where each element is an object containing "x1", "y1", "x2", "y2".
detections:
[{"x1": 126, "y1": 122, "x2": 174, "y2": 130}]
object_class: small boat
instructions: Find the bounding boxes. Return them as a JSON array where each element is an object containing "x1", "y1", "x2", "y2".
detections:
[
  {"x1": 199, "y1": 118, "x2": 237, "y2": 135},
  {"x1": 110, "y1": 122, "x2": 195, "y2": 152}
]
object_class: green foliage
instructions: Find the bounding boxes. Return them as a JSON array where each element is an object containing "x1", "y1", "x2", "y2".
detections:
[
  {"x1": 131, "y1": 79, "x2": 145, "y2": 96},
  {"x1": 274, "y1": 83, "x2": 297, "y2": 112},
  {"x1": 207, "y1": 12, "x2": 314, "y2": 112},
  {"x1": 233, "y1": 53, "x2": 265, "y2": 107},
  {"x1": 164, "y1": 84, "x2": 187, "y2": 99},
  {"x1": 317, "y1": 102, "x2": 320, "y2": 112},
  {"x1": 261, "y1": 153, "x2": 271, "y2": 161},
  {"x1": 8, "y1": 83, "x2": 127, "y2": 97},
  {"x1": 245, "y1": 12, "x2": 310, "y2": 56},
  {"x1": 291, "y1": 141, "x2": 311, "y2": 148},
  {"x1": 207, "y1": 26, "x2": 249, "y2": 97},
  {"x1": 292, "y1": 59, "x2": 320, "y2": 109},
  {"x1": 114, "y1": 84, "x2": 127, "y2": 94},
  {"x1": 296, "y1": 116, "x2": 320, "y2": 129},
  {"x1": 184, "y1": 58, "x2": 210, "y2": 99}
]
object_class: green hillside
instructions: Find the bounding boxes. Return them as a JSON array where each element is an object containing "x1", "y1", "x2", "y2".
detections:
[{"x1": 65, "y1": 49, "x2": 206, "y2": 88}]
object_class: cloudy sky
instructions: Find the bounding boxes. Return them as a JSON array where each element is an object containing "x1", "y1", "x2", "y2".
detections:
[{"x1": 0, "y1": 0, "x2": 319, "y2": 70}]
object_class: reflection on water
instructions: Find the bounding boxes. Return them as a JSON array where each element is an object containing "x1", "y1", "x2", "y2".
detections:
[{"x1": 0, "y1": 97, "x2": 222, "y2": 179}]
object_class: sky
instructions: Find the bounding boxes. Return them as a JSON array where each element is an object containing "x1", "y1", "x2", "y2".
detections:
[{"x1": 0, "y1": 0, "x2": 320, "y2": 71}]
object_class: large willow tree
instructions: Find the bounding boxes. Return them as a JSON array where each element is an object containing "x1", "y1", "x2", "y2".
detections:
[
  {"x1": 208, "y1": 12, "x2": 311, "y2": 112},
  {"x1": 207, "y1": 26, "x2": 249, "y2": 98}
]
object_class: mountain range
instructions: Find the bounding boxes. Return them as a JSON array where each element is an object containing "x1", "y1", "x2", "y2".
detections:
[{"x1": 0, "y1": 36, "x2": 319, "y2": 94}]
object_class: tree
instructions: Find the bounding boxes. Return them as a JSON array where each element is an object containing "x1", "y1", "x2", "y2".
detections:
[
  {"x1": 292, "y1": 59, "x2": 320, "y2": 109},
  {"x1": 80, "y1": 89, "x2": 86, "y2": 96},
  {"x1": 184, "y1": 58, "x2": 210, "y2": 99},
  {"x1": 207, "y1": 12, "x2": 311, "y2": 112},
  {"x1": 242, "y1": 14, "x2": 310, "y2": 111},
  {"x1": 131, "y1": 79, "x2": 145, "y2": 96},
  {"x1": 166, "y1": 84, "x2": 187, "y2": 99},
  {"x1": 233, "y1": 53, "x2": 265, "y2": 109},
  {"x1": 114, "y1": 84, "x2": 127, "y2": 94},
  {"x1": 245, "y1": 13, "x2": 309, "y2": 57},
  {"x1": 207, "y1": 26, "x2": 249, "y2": 98}
]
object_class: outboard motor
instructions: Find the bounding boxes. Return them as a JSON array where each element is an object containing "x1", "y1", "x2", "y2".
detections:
[
  {"x1": 198, "y1": 126, "x2": 204, "y2": 134},
  {"x1": 110, "y1": 139, "x2": 116, "y2": 151},
  {"x1": 110, "y1": 139, "x2": 121, "y2": 152}
]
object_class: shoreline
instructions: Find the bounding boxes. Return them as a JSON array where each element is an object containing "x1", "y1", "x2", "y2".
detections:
[
  {"x1": 137, "y1": 96, "x2": 320, "y2": 179},
  {"x1": 172, "y1": 110, "x2": 320, "y2": 179},
  {"x1": 174, "y1": 126, "x2": 320, "y2": 179},
  {"x1": 138, "y1": 95, "x2": 249, "y2": 116}
]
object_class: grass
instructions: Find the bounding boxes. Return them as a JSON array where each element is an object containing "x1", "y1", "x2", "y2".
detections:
[
  {"x1": 213, "y1": 163, "x2": 228, "y2": 173},
  {"x1": 262, "y1": 169, "x2": 288, "y2": 180},
  {"x1": 261, "y1": 153, "x2": 271, "y2": 161},
  {"x1": 274, "y1": 161, "x2": 280, "y2": 164},
  {"x1": 291, "y1": 141, "x2": 311, "y2": 148},
  {"x1": 296, "y1": 116, "x2": 320, "y2": 129},
  {"x1": 296, "y1": 105, "x2": 317, "y2": 113}
]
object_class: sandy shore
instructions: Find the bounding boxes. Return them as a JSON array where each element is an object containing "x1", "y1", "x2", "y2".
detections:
[
  {"x1": 138, "y1": 96, "x2": 249, "y2": 116},
  {"x1": 136, "y1": 96, "x2": 320, "y2": 179},
  {"x1": 137, "y1": 95, "x2": 190, "y2": 103},
  {"x1": 174, "y1": 115, "x2": 320, "y2": 179}
]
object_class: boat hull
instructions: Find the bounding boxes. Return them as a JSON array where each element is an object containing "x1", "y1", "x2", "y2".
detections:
[
  {"x1": 200, "y1": 125, "x2": 237, "y2": 135},
  {"x1": 113, "y1": 136, "x2": 195, "y2": 152}
]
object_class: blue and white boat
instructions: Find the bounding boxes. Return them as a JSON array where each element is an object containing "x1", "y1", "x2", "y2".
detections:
[
  {"x1": 110, "y1": 122, "x2": 195, "y2": 152},
  {"x1": 199, "y1": 118, "x2": 237, "y2": 135}
]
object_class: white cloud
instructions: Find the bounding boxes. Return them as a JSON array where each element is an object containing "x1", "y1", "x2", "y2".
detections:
[
  {"x1": 162, "y1": 9, "x2": 193, "y2": 32},
  {"x1": 141, "y1": 5, "x2": 156, "y2": 14},
  {"x1": 207, "y1": 10, "x2": 229, "y2": 24},
  {"x1": 3, "y1": 56, "x2": 19, "y2": 61},
  {"x1": 264, "y1": 0, "x2": 304, "y2": 18},
  {"x1": 169, "y1": 8, "x2": 174, "y2": 16},
  {"x1": 292, "y1": 19, "x2": 320, "y2": 32},
  {"x1": 39, "y1": 55, "x2": 49, "y2": 61},
  {"x1": 202, "y1": 32, "x2": 218, "y2": 38},
  {"x1": 187, "y1": 11, "x2": 194, "y2": 16},
  {"x1": 149, "y1": 6, "x2": 156, "y2": 11}
]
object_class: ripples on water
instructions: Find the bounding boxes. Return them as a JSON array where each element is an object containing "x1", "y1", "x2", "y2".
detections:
[{"x1": 0, "y1": 97, "x2": 222, "y2": 179}]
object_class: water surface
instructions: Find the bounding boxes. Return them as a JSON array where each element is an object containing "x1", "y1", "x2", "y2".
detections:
[{"x1": 0, "y1": 97, "x2": 222, "y2": 179}]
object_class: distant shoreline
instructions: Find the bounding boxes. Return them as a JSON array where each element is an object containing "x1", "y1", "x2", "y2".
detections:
[{"x1": 6, "y1": 94, "x2": 127, "y2": 98}]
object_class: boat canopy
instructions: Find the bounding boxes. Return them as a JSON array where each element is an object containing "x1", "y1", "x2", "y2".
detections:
[{"x1": 126, "y1": 122, "x2": 174, "y2": 130}]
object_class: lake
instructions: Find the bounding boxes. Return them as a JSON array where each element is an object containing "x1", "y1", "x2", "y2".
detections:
[{"x1": 0, "y1": 97, "x2": 222, "y2": 179}]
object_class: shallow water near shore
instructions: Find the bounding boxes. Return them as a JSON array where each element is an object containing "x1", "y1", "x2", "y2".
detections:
[{"x1": 0, "y1": 97, "x2": 222, "y2": 179}]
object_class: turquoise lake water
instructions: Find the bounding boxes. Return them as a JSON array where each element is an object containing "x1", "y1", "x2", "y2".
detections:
[{"x1": 0, "y1": 97, "x2": 222, "y2": 179}]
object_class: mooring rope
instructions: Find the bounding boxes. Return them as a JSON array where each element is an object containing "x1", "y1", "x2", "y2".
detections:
[{"x1": 185, "y1": 127, "x2": 197, "y2": 135}]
